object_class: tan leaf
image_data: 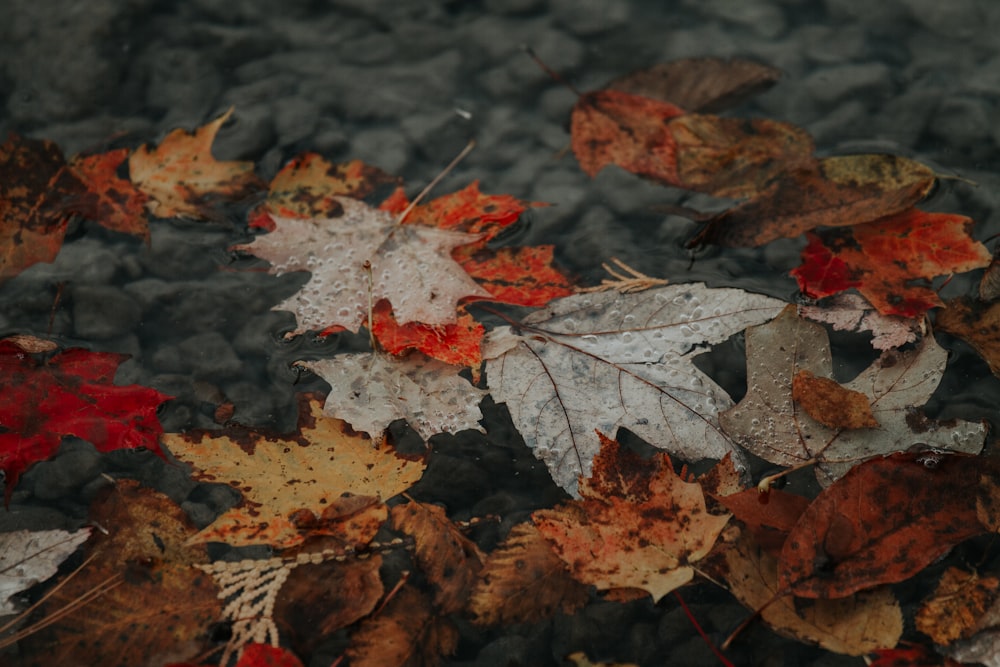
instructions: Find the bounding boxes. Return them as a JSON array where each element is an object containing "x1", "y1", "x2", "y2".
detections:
[
  {"x1": 161, "y1": 393, "x2": 425, "y2": 548},
  {"x1": 468, "y1": 522, "x2": 588, "y2": 626}
]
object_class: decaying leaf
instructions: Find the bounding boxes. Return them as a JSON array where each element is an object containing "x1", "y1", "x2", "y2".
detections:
[
  {"x1": 715, "y1": 488, "x2": 810, "y2": 556},
  {"x1": 606, "y1": 57, "x2": 782, "y2": 113},
  {"x1": 484, "y1": 283, "x2": 785, "y2": 494},
  {"x1": 799, "y1": 293, "x2": 922, "y2": 350},
  {"x1": 791, "y1": 369, "x2": 878, "y2": 430},
  {"x1": 916, "y1": 567, "x2": 1000, "y2": 645},
  {"x1": 936, "y1": 297, "x2": 1000, "y2": 378},
  {"x1": 0, "y1": 339, "x2": 172, "y2": 498},
  {"x1": 370, "y1": 301, "x2": 485, "y2": 368},
  {"x1": 467, "y1": 521, "x2": 588, "y2": 626},
  {"x1": 533, "y1": 432, "x2": 730, "y2": 602},
  {"x1": 0, "y1": 528, "x2": 90, "y2": 616},
  {"x1": 68, "y1": 148, "x2": 150, "y2": 240},
  {"x1": 297, "y1": 351, "x2": 486, "y2": 441},
  {"x1": 129, "y1": 107, "x2": 263, "y2": 220},
  {"x1": 719, "y1": 532, "x2": 902, "y2": 655},
  {"x1": 162, "y1": 393, "x2": 425, "y2": 548},
  {"x1": 779, "y1": 451, "x2": 986, "y2": 599},
  {"x1": 792, "y1": 208, "x2": 991, "y2": 317},
  {"x1": 720, "y1": 306, "x2": 986, "y2": 486}
]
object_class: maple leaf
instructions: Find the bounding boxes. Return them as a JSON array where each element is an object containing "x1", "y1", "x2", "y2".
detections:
[
  {"x1": 297, "y1": 352, "x2": 486, "y2": 441},
  {"x1": 690, "y1": 154, "x2": 937, "y2": 248},
  {"x1": 0, "y1": 528, "x2": 90, "y2": 615},
  {"x1": 792, "y1": 208, "x2": 991, "y2": 317},
  {"x1": 237, "y1": 195, "x2": 490, "y2": 335},
  {"x1": 129, "y1": 107, "x2": 264, "y2": 220},
  {"x1": 233, "y1": 644, "x2": 305, "y2": 667},
  {"x1": 715, "y1": 487, "x2": 811, "y2": 557},
  {"x1": 916, "y1": 567, "x2": 1000, "y2": 645},
  {"x1": 720, "y1": 306, "x2": 986, "y2": 486},
  {"x1": 483, "y1": 283, "x2": 786, "y2": 494},
  {"x1": 779, "y1": 451, "x2": 988, "y2": 599},
  {"x1": 0, "y1": 133, "x2": 86, "y2": 281},
  {"x1": 14, "y1": 480, "x2": 221, "y2": 667},
  {"x1": 533, "y1": 432, "x2": 730, "y2": 602},
  {"x1": 936, "y1": 297, "x2": 1000, "y2": 378},
  {"x1": 161, "y1": 394, "x2": 426, "y2": 549},
  {"x1": 799, "y1": 293, "x2": 922, "y2": 350},
  {"x1": 67, "y1": 148, "x2": 150, "y2": 240},
  {"x1": 605, "y1": 57, "x2": 782, "y2": 113},
  {"x1": 0, "y1": 339, "x2": 171, "y2": 498},
  {"x1": 467, "y1": 521, "x2": 588, "y2": 626},
  {"x1": 370, "y1": 301, "x2": 485, "y2": 368}
]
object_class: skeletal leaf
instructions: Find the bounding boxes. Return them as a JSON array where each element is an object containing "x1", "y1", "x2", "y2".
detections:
[{"x1": 484, "y1": 283, "x2": 785, "y2": 494}]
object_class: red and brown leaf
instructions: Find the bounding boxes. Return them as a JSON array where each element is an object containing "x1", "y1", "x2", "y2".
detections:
[
  {"x1": 936, "y1": 297, "x2": 1000, "y2": 378},
  {"x1": 716, "y1": 487, "x2": 811, "y2": 556},
  {"x1": 0, "y1": 340, "x2": 171, "y2": 498},
  {"x1": 68, "y1": 148, "x2": 150, "y2": 240},
  {"x1": 792, "y1": 208, "x2": 991, "y2": 317},
  {"x1": 370, "y1": 300, "x2": 485, "y2": 368},
  {"x1": 791, "y1": 369, "x2": 878, "y2": 430}
]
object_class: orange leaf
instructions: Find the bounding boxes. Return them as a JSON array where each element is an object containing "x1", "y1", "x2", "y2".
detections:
[
  {"x1": 791, "y1": 369, "x2": 878, "y2": 430},
  {"x1": 936, "y1": 297, "x2": 1000, "y2": 378},
  {"x1": 370, "y1": 300, "x2": 484, "y2": 368},
  {"x1": 129, "y1": 107, "x2": 263, "y2": 220},
  {"x1": 916, "y1": 567, "x2": 1000, "y2": 645},
  {"x1": 263, "y1": 154, "x2": 398, "y2": 220},
  {"x1": 456, "y1": 244, "x2": 574, "y2": 307},
  {"x1": 716, "y1": 487, "x2": 811, "y2": 557},
  {"x1": 68, "y1": 148, "x2": 150, "y2": 239}
]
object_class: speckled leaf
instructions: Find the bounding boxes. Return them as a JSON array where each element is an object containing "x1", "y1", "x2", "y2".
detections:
[
  {"x1": 0, "y1": 528, "x2": 90, "y2": 615},
  {"x1": 484, "y1": 283, "x2": 785, "y2": 495},
  {"x1": 299, "y1": 352, "x2": 486, "y2": 441},
  {"x1": 916, "y1": 567, "x2": 1000, "y2": 645},
  {"x1": 68, "y1": 148, "x2": 150, "y2": 239},
  {"x1": 799, "y1": 293, "x2": 921, "y2": 350}
]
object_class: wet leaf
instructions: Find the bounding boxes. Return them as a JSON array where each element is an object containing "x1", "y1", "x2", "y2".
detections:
[
  {"x1": 370, "y1": 301, "x2": 485, "y2": 368},
  {"x1": 916, "y1": 567, "x2": 1000, "y2": 645},
  {"x1": 936, "y1": 297, "x2": 1000, "y2": 378},
  {"x1": 720, "y1": 306, "x2": 986, "y2": 486},
  {"x1": 716, "y1": 488, "x2": 811, "y2": 556},
  {"x1": 791, "y1": 208, "x2": 991, "y2": 317},
  {"x1": 606, "y1": 57, "x2": 782, "y2": 113},
  {"x1": 129, "y1": 107, "x2": 263, "y2": 220},
  {"x1": 0, "y1": 339, "x2": 171, "y2": 498},
  {"x1": 298, "y1": 352, "x2": 486, "y2": 441},
  {"x1": 232, "y1": 644, "x2": 305, "y2": 667},
  {"x1": 779, "y1": 451, "x2": 986, "y2": 599},
  {"x1": 162, "y1": 394, "x2": 425, "y2": 548},
  {"x1": 68, "y1": 148, "x2": 150, "y2": 240},
  {"x1": 799, "y1": 293, "x2": 922, "y2": 350},
  {"x1": 691, "y1": 155, "x2": 937, "y2": 247},
  {"x1": 0, "y1": 528, "x2": 90, "y2": 615},
  {"x1": 533, "y1": 432, "x2": 730, "y2": 602},
  {"x1": 467, "y1": 522, "x2": 588, "y2": 626},
  {"x1": 870, "y1": 645, "x2": 964, "y2": 667},
  {"x1": 791, "y1": 369, "x2": 878, "y2": 430}
]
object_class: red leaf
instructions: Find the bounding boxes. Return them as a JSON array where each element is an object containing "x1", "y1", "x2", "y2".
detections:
[
  {"x1": 370, "y1": 300, "x2": 484, "y2": 368},
  {"x1": 235, "y1": 644, "x2": 305, "y2": 667},
  {"x1": 395, "y1": 181, "x2": 539, "y2": 241},
  {"x1": 457, "y1": 245, "x2": 574, "y2": 307},
  {"x1": 792, "y1": 208, "x2": 991, "y2": 317},
  {"x1": 716, "y1": 487, "x2": 811, "y2": 556},
  {"x1": 0, "y1": 341, "x2": 171, "y2": 498},
  {"x1": 68, "y1": 148, "x2": 151, "y2": 240}
]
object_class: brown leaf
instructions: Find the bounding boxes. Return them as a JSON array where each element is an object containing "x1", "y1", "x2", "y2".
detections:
[
  {"x1": 791, "y1": 369, "x2": 878, "y2": 430},
  {"x1": 779, "y1": 451, "x2": 986, "y2": 599},
  {"x1": 606, "y1": 57, "x2": 782, "y2": 113},
  {"x1": 937, "y1": 297, "x2": 1000, "y2": 379},
  {"x1": 68, "y1": 148, "x2": 150, "y2": 239},
  {"x1": 467, "y1": 522, "x2": 588, "y2": 626},
  {"x1": 390, "y1": 501, "x2": 485, "y2": 615},
  {"x1": 716, "y1": 488, "x2": 811, "y2": 556},
  {"x1": 345, "y1": 585, "x2": 458, "y2": 667},
  {"x1": 916, "y1": 567, "x2": 1000, "y2": 645}
]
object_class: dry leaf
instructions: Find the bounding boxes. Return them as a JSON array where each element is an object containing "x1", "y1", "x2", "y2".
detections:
[{"x1": 484, "y1": 283, "x2": 785, "y2": 494}]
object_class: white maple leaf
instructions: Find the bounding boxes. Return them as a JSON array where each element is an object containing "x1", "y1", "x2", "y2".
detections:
[
  {"x1": 298, "y1": 352, "x2": 487, "y2": 440},
  {"x1": 721, "y1": 306, "x2": 986, "y2": 485},
  {"x1": 238, "y1": 196, "x2": 491, "y2": 335},
  {"x1": 0, "y1": 528, "x2": 90, "y2": 616},
  {"x1": 799, "y1": 293, "x2": 922, "y2": 350},
  {"x1": 482, "y1": 283, "x2": 786, "y2": 495}
]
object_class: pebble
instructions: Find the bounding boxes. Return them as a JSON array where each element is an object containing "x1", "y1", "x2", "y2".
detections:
[
  {"x1": 152, "y1": 331, "x2": 243, "y2": 379},
  {"x1": 71, "y1": 285, "x2": 142, "y2": 340}
]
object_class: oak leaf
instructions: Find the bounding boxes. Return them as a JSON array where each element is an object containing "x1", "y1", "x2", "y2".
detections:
[
  {"x1": 791, "y1": 208, "x2": 991, "y2": 317},
  {"x1": 483, "y1": 283, "x2": 786, "y2": 494},
  {"x1": 0, "y1": 528, "x2": 90, "y2": 616},
  {"x1": 779, "y1": 451, "x2": 987, "y2": 599},
  {"x1": 161, "y1": 394, "x2": 425, "y2": 548},
  {"x1": 720, "y1": 306, "x2": 986, "y2": 486},
  {"x1": 0, "y1": 339, "x2": 171, "y2": 498},
  {"x1": 129, "y1": 108, "x2": 263, "y2": 220},
  {"x1": 533, "y1": 432, "x2": 730, "y2": 602},
  {"x1": 297, "y1": 352, "x2": 486, "y2": 441},
  {"x1": 467, "y1": 521, "x2": 588, "y2": 626}
]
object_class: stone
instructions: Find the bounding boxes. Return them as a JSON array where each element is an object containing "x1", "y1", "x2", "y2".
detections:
[
  {"x1": 27, "y1": 439, "x2": 103, "y2": 501},
  {"x1": 152, "y1": 331, "x2": 243, "y2": 380},
  {"x1": 71, "y1": 285, "x2": 142, "y2": 340},
  {"x1": 802, "y1": 63, "x2": 893, "y2": 108},
  {"x1": 700, "y1": 0, "x2": 787, "y2": 39},
  {"x1": 551, "y1": 0, "x2": 630, "y2": 36}
]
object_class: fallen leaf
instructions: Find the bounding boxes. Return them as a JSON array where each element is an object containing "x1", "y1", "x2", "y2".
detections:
[
  {"x1": 936, "y1": 297, "x2": 1000, "y2": 378},
  {"x1": 606, "y1": 57, "x2": 782, "y2": 113},
  {"x1": 719, "y1": 532, "x2": 902, "y2": 655},
  {"x1": 690, "y1": 155, "x2": 937, "y2": 247},
  {"x1": 161, "y1": 393, "x2": 425, "y2": 548},
  {"x1": 298, "y1": 351, "x2": 486, "y2": 441},
  {"x1": 467, "y1": 521, "x2": 588, "y2": 626},
  {"x1": 483, "y1": 283, "x2": 786, "y2": 494},
  {"x1": 0, "y1": 133, "x2": 85, "y2": 281},
  {"x1": 720, "y1": 306, "x2": 986, "y2": 486},
  {"x1": 791, "y1": 369, "x2": 878, "y2": 430},
  {"x1": 129, "y1": 107, "x2": 263, "y2": 220},
  {"x1": 233, "y1": 644, "x2": 305, "y2": 667},
  {"x1": 565, "y1": 652, "x2": 640, "y2": 667},
  {"x1": 533, "y1": 432, "x2": 730, "y2": 602},
  {"x1": 716, "y1": 488, "x2": 811, "y2": 556},
  {"x1": 779, "y1": 451, "x2": 986, "y2": 599},
  {"x1": 916, "y1": 567, "x2": 1000, "y2": 645},
  {"x1": 870, "y1": 645, "x2": 964, "y2": 667},
  {"x1": 0, "y1": 339, "x2": 171, "y2": 499},
  {"x1": 261, "y1": 154, "x2": 398, "y2": 221},
  {"x1": 237, "y1": 195, "x2": 489, "y2": 335},
  {"x1": 344, "y1": 585, "x2": 458, "y2": 667},
  {"x1": 791, "y1": 208, "x2": 991, "y2": 317},
  {"x1": 370, "y1": 300, "x2": 485, "y2": 368},
  {"x1": 390, "y1": 501, "x2": 484, "y2": 614},
  {"x1": 14, "y1": 480, "x2": 221, "y2": 667},
  {"x1": 0, "y1": 528, "x2": 90, "y2": 615},
  {"x1": 68, "y1": 148, "x2": 150, "y2": 239},
  {"x1": 799, "y1": 293, "x2": 922, "y2": 350}
]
